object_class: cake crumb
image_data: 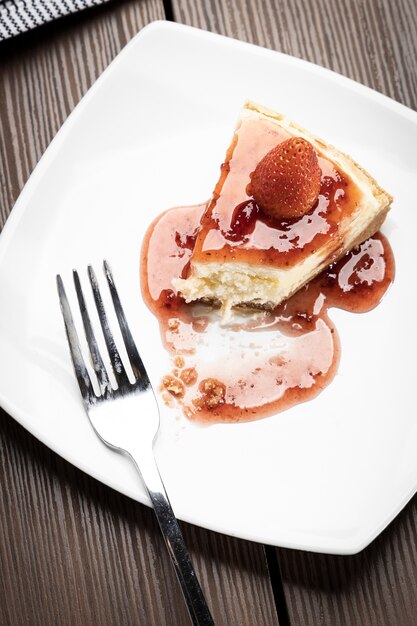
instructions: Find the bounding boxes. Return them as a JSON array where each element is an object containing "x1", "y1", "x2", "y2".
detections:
[
  {"x1": 161, "y1": 391, "x2": 175, "y2": 407},
  {"x1": 180, "y1": 367, "x2": 198, "y2": 387},
  {"x1": 174, "y1": 356, "x2": 185, "y2": 368},
  {"x1": 161, "y1": 375, "x2": 185, "y2": 398},
  {"x1": 183, "y1": 405, "x2": 195, "y2": 419},
  {"x1": 193, "y1": 378, "x2": 226, "y2": 411}
]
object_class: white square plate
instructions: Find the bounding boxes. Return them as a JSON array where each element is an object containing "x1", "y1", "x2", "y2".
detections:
[{"x1": 0, "y1": 21, "x2": 416, "y2": 554}]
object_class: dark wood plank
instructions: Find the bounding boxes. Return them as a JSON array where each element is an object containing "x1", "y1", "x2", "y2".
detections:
[
  {"x1": 0, "y1": 407, "x2": 279, "y2": 625},
  {"x1": 0, "y1": 3, "x2": 279, "y2": 624},
  {"x1": 171, "y1": 0, "x2": 417, "y2": 111},
  {"x1": 0, "y1": 409, "x2": 192, "y2": 626},
  {"x1": 0, "y1": 0, "x2": 164, "y2": 228},
  {"x1": 278, "y1": 499, "x2": 417, "y2": 626},
  {"x1": 171, "y1": 0, "x2": 417, "y2": 624}
]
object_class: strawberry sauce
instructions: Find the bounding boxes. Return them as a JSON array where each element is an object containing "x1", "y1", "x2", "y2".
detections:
[{"x1": 141, "y1": 203, "x2": 394, "y2": 424}]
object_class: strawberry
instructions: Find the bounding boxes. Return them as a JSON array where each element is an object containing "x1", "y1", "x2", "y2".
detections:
[{"x1": 250, "y1": 137, "x2": 322, "y2": 220}]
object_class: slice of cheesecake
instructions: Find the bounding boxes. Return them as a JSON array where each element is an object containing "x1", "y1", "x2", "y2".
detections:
[{"x1": 173, "y1": 101, "x2": 392, "y2": 316}]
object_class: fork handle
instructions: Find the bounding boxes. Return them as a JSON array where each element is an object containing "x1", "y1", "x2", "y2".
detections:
[{"x1": 129, "y1": 449, "x2": 215, "y2": 626}]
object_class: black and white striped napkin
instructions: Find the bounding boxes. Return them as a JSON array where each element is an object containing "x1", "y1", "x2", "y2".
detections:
[{"x1": 0, "y1": 0, "x2": 107, "y2": 41}]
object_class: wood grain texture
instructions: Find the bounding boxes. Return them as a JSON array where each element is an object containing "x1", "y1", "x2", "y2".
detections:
[
  {"x1": 0, "y1": 409, "x2": 279, "y2": 625},
  {"x1": 171, "y1": 0, "x2": 417, "y2": 111},
  {"x1": 1, "y1": 0, "x2": 416, "y2": 624},
  {"x1": 0, "y1": 412, "x2": 193, "y2": 626},
  {"x1": 171, "y1": 0, "x2": 417, "y2": 624},
  {"x1": 0, "y1": 3, "x2": 279, "y2": 625},
  {"x1": 278, "y1": 496, "x2": 417, "y2": 626},
  {"x1": 0, "y1": 0, "x2": 164, "y2": 228}
]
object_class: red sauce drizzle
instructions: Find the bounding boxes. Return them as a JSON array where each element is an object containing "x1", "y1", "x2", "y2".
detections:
[
  {"x1": 141, "y1": 203, "x2": 395, "y2": 424},
  {"x1": 191, "y1": 116, "x2": 361, "y2": 269}
]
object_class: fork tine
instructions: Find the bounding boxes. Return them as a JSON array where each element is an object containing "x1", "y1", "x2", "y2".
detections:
[
  {"x1": 88, "y1": 265, "x2": 129, "y2": 388},
  {"x1": 57, "y1": 275, "x2": 96, "y2": 406},
  {"x1": 103, "y1": 260, "x2": 149, "y2": 387},
  {"x1": 73, "y1": 270, "x2": 112, "y2": 397}
]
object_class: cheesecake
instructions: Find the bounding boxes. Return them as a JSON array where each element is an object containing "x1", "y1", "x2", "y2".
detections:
[{"x1": 173, "y1": 102, "x2": 392, "y2": 316}]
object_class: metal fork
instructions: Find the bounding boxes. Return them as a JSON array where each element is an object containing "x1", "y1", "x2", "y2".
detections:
[{"x1": 57, "y1": 261, "x2": 215, "y2": 626}]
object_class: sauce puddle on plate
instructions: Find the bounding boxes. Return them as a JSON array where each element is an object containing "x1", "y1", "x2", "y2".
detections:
[{"x1": 141, "y1": 203, "x2": 394, "y2": 424}]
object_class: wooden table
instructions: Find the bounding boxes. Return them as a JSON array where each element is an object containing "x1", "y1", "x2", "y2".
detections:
[{"x1": 0, "y1": 1, "x2": 416, "y2": 624}]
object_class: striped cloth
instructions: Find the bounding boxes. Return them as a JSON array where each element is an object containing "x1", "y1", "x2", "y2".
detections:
[{"x1": 0, "y1": 0, "x2": 107, "y2": 40}]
